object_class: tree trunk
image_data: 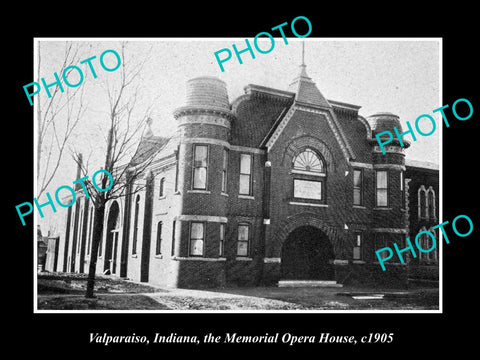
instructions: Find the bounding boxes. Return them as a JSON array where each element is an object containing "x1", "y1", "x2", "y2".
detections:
[{"x1": 85, "y1": 201, "x2": 106, "y2": 298}]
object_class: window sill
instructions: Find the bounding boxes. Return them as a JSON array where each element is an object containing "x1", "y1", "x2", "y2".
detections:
[
  {"x1": 373, "y1": 207, "x2": 392, "y2": 210},
  {"x1": 236, "y1": 257, "x2": 253, "y2": 261},
  {"x1": 238, "y1": 194, "x2": 254, "y2": 200},
  {"x1": 154, "y1": 254, "x2": 163, "y2": 259},
  {"x1": 131, "y1": 254, "x2": 138, "y2": 258},
  {"x1": 373, "y1": 262, "x2": 407, "y2": 266},
  {"x1": 291, "y1": 169, "x2": 326, "y2": 177},
  {"x1": 353, "y1": 205, "x2": 367, "y2": 209},
  {"x1": 158, "y1": 196, "x2": 167, "y2": 200},
  {"x1": 289, "y1": 201, "x2": 328, "y2": 207},
  {"x1": 352, "y1": 260, "x2": 366, "y2": 264},
  {"x1": 171, "y1": 256, "x2": 226, "y2": 262},
  {"x1": 220, "y1": 192, "x2": 229, "y2": 197},
  {"x1": 187, "y1": 190, "x2": 211, "y2": 194}
]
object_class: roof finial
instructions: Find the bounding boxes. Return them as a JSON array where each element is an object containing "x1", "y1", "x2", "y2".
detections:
[
  {"x1": 143, "y1": 117, "x2": 154, "y2": 138},
  {"x1": 301, "y1": 41, "x2": 305, "y2": 66}
]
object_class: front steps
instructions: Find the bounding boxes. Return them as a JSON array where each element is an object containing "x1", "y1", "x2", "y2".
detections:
[{"x1": 278, "y1": 280, "x2": 343, "y2": 288}]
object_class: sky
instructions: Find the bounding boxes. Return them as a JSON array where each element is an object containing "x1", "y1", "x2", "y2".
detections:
[{"x1": 34, "y1": 38, "x2": 441, "y2": 234}]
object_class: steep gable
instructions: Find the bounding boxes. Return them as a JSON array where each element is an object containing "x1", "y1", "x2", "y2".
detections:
[{"x1": 230, "y1": 85, "x2": 294, "y2": 148}]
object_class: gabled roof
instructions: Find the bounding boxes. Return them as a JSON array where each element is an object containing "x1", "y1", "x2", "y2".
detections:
[
  {"x1": 128, "y1": 120, "x2": 170, "y2": 167},
  {"x1": 287, "y1": 64, "x2": 331, "y2": 108},
  {"x1": 128, "y1": 136, "x2": 169, "y2": 167}
]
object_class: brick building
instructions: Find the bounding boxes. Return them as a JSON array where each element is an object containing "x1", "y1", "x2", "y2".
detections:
[{"x1": 48, "y1": 61, "x2": 439, "y2": 288}]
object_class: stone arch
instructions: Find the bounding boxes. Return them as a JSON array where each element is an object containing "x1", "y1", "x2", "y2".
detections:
[
  {"x1": 273, "y1": 212, "x2": 343, "y2": 258},
  {"x1": 104, "y1": 200, "x2": 121, "y2": 274},
  {"x1": 105, "y1": 198, "x2": 124, "y2": 229},
  {"x1": 281, "y1": 225, "x2": 335, "y2": 280},
  {"x1": 282, "y1": 135, "x2": 337, "y2": 173}
]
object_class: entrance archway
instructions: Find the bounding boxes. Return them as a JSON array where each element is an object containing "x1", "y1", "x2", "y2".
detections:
[
  {"x1": 281, "y1": 226, "x2": 335, "y2": 280},
  {"x1": 104, "y1": 201, "x2": 120, "y2": 274}
]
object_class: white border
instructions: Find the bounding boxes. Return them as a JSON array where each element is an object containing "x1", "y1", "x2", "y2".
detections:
[{"x1": 33, "y1": 37, "x2": 442, "y2": 314}]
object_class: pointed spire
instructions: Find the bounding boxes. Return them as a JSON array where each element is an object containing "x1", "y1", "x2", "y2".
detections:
[
  {"x1": 301, "y1": 40, "x2": 305, "y2": 66},
  {"x1": 288, "y1": 42, "x2": 331, "y2": 108},
  {"x1": 298, "y1": 41, "x2": 308, "y2": 78}
]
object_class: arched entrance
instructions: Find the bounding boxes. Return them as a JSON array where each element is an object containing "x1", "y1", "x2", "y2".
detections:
[
  {"x1": 104, "y1": 201, "x2": 120, "y2": 274},
  {"x1": 281, "y1": 226, "x2": 335, "y2": 280}
]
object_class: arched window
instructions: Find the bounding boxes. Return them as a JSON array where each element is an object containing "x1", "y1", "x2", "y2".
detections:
[
  {"x1": 156, "y1": 221, "x2": 163, "y2": 256},
  {"x1": 418, "y1": 185, "x2": 427, "y2": 219},
  {"x1": 293, "y1": 148, "x2": 325, "y2": 173},
  {"x1": 427, "y1": 187, "x2": 436, "y2": 220},
  {"x1": 159, "y1": 177, "x2": 166, "y2": 198},
  {"x1": 418, "y1": 226, "x2": 428, "y2": 263},
  {"x1": 428, "y1": 227, "x2": 438, "y2": 262},
  {"x1": 292, "y1": 148, "x2": 326, "y2": 203},
  {"x1": 132, "y1": 195, "x2": 140, "y2": 255}
]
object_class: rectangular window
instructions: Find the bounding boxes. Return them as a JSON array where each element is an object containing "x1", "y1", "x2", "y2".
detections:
[
  {"x1": 400, "y1": 171, "x2": 405, "y2": 209},
  {"x1": 189, "y1": 222, "x2": 205, "y2": 256},
  {"x1": 293, "y1": 179, "x2": 322, "y2": 200},
  {"x1": 171, "y1": 220, "x2": 176, "y2": 257},
  {"x1": 221, "y1": 148, "x2": 229, "y2": 193},
  {"x1": 376, "y1": 170, "x2": 388, "y2": 207},
  {"x1": 193, "y1": 145, "x2": 208, "y2": 190},
  {"x1": 239, "y1": 154, "x2": 252, "y2": 195},
  {"x1": 219, "y1": 223, "x2": 225, "y2": 257},
  {"x1": 353, "y1": 233, "x2": 362, "y2": 260},
  {"x1": 156, "y1": 221, "x2": 162, "y2": 255},
  {"x1": 353, "y1": 169, "x2": 363, "y2": 206},
  {"x1": 237, "y1": 224, "x2": 250, "y2": 257},
  {"x1": 174, "y1": 145, "x2": 180, "y2": 192}
]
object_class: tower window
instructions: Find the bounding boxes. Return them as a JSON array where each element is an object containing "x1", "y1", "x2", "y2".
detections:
[
  {"x1": 375, "y1": 170, "x2": 388, "y2": 207},
  {"x1": 237, "y1": 224, "x2": 250, "y2": 257},
  {"x1": 219, "y1": 223, "x2": 225, "y2": 257},
  {"x1": 222, "y1": 148, "x2": 228, "y2": 193},
  {"x1": 193, "y1": 145, "x2": 208, "y2": 190},
  {"x1": 189, "y1": 222, "x2": 205, "y2": 256}
]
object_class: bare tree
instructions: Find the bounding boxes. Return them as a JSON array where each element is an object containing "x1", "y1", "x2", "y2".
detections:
[
  {"x1": 37, "y1": 42, "x2": 87, "y2": 199},
  {"x1": 71, "y1": 42, "x2": 162, "y2": 298}
]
